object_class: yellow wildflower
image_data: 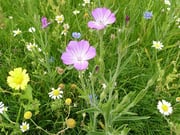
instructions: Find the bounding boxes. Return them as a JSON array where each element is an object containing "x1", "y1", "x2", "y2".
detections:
[
  {"x1": 24, "y1": 111, "x2": 32, "y2": 119},
  {"x1": 7, "y1": 67, "x2": 30, "y2": 90}
]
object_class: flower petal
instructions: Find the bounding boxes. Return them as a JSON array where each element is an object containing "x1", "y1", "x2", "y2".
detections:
[
  {"x1": 74, "y1": 61, "x2": 88, "y2": 71},
  {"x1": 84, "y1": 46, "x2": 96, "y2": 60},
  {"x1": 88, "y1": 21, "x2": 105, "y2": 30},
  {"x1": 61, "y1": 52, "x2": 77, "y2": 65}
]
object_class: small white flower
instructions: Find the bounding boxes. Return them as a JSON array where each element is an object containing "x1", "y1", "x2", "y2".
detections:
[
  {"x1": 48, "y1": 87, "x2": 63, "y2": 100},
  {"x1": 55, "y1": 15, "x2": 64, "y2": 24},
  {"x1": 167, "y1": 7, "x2": 170, "y2": 11},
  {"x1": 63, "y1": 23, "x2": 70, "y2": 30},
  {"x1": 61, "y1": 29, "x2": 68, "y2": 36},
  {"x1": 152, "y1": 41, "x2": 164, "y2": 50},
  {"x1": 83, "y1": 0, "x2": 90, "y2": 4},
  {"x1": 0, "y1": 102, "x2": 6, "y2": 114},
  {"x1": 8, "y1": 16, "x2": 13, "y2": 19},
  {"x1": 26, "y1": 42, "x2": 38, "y2": 51},
  {"x1": 73, "y1": 10, "x2": 80, "y2": 15},
  {"x1": 157, "y1": 100, "x2": 173, "y2": 116},
  {"x1": 164, "y1": 0, "x2": 171, "y2": 6},
  {"x1": 28, "y1": 27, "x2": 36, "y2": 33},
  {"x1": 13, "y1": 28, "x2": 22, "y2": 37},
  {"x1": 20, "y1": 122, "x2": 29, "y2": 132},
  {"x1": 102, "y1": 83, "x2": 107, "y2": 89}
]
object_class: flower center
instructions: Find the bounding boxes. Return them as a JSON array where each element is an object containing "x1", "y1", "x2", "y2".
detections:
[
  {"x1": 22, "y1": 125, "x2": 28, "y2": 130},
  {"x1": 14, "y1": 75, "x2": 23, "y2": 84},
  {"x1": 77, "y1": 56, "x2": 83, "y2": 61},
  {"x1": 162, "y1": 104, "x2": 168, "y2": 112},
  {"x1": 154, "y1": 43, "x2": 160, "y2": 48},
  {"x1": 52, "y1": 89, "x2": 60, "y2": 96}
]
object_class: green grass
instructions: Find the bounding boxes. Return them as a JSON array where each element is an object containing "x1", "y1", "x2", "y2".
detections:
[{"x1": 0, "y1": 0, "x2": 180, "y2": 134}]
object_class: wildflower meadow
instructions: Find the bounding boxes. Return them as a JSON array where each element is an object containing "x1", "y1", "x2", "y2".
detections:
[{"x1": 0, "y1": 0, "x2": 180, "y2": 134}]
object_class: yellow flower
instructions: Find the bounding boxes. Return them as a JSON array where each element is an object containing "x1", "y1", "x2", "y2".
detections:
[
  {"x1": 66, "y1": 118, "x2": 76, "y2": 128},
  {"x1": 24, "y1": 111, "x2": 32, "y2": 119},
  {"x1": 7, "y1": 67, "x2": 30, "y2": 90},
  {"x1": 65, "y1": 98, "x2": 72, "y2": 105}
]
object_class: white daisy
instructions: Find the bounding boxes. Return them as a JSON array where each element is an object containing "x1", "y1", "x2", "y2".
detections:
[
  {"x1": 48, "y1": 87, "x2": 63, "y2": 100},
  {"x1": 157, "y1": 100, "x2": 173, "y2": 116},
  {"x1": 55, "y1": 15, "x2": 64, "y2": 24},
  {"x1": 20, "y1": 122, "x2": 29, "y2": 132},
  {"x1": 152, "y1": 41, "x2": 164, "y2": 50}
]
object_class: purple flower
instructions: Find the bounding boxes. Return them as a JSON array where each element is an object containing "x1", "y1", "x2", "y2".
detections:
[
  {"x1": 41, "y1": 17, "x2": 50, "y2": 28},
  {"x1": 144, "y1": 11, "x2": 153, "y2": 19},
  {"x1": 72, "y1": 32, "x2": 81, "y2": 39},
  {"x1": 88, "y1": 7, "x2": 116, "y2": 30},
  {"x1": 61, "y1": 40, "x2": 96, "y2": 71}
]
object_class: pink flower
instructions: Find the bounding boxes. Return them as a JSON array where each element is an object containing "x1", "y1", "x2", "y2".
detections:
[
  {"x1": 61, "y1": 40, "x2": 96, "y2": 71},
  {"x1": 88, "y1": 8, "x2": 116, "y2": 30},
  {"x1": 41, "y1": 17, "x2": 50, "y2": 28}
]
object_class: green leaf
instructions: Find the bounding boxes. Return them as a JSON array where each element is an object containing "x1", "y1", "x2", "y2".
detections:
[
  {"x1": 114, "y1": 116, "x2": 150, "y2": 121},
  {"x1": 20, "y1": 85, "x2": 33, "y2": 102}
]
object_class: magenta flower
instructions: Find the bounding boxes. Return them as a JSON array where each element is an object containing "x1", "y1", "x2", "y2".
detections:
[
  {"x1": 61, "y1": 40, "x2": 96, "y2": 71},
  {"x1": 41, "y1": 17, "x2": 50, "y2": 28},
  {"x1": 88, "y1": 7, "x2": 116, "y2": 30}
]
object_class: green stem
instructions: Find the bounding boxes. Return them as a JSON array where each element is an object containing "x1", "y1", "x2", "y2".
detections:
[
  {"x1": 30, "y1": 119, "x2": 54, "y2": 135},
  {"x1": 109, "y1": 45, "x2": 122, "y2": 99},
  {"x1": 79, "y1": 71, "x2": 86, "y2": 91},
  {"x1": 98, "y1": 30, "x2": 105, "y2": 76},
  {"x1": 2, "y1": 113, "x2": 16, "y2": 125},
  {"x1": 16, "y1": 104, "x2": 22, "y2": 123}
]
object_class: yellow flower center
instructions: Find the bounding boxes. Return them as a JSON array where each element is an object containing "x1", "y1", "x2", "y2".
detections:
[
  {"x1": 22, "y1": 125, "x2": 28, "y2": 130},
  {"x1": 154, "y1": 43, "x2": 160, "y2": 48},
  {"x1": 14, "y1": 75, "x2": 23, "y2": 84},
  {"x1": 53, "y1": 89, "x2": 60, "y2": 96},
  {"x1": 162, "y1": 104, "x2": 168, "y2": 112},
  {"x1": 58, "y1": 17, "x2": 63, "y2": 21}
]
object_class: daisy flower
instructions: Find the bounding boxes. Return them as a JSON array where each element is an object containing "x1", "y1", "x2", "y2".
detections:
[
  {"x1": 7, "y1": 67, "x2": 30, "y2": 90},
  {"x1": 48, "y1": 87, "x2": 63, "y2": 100},
  {"x1": 20, "y1": 122, "x2": 29, "y2": 132},
  {"x1": 88, "y1": 7, "x2": 116, "y2": 30},
  {"x1": 61, "y1": 40, "x2": 96, "y2": 70},
  {"x1": 157, "y1": 100, "x2": 173, "y2": 116},
  {"x1": 55, "y1": 15, "x2": 64, "y2": 24},
  {"x1": 13, "y1": 28, "x2": 22, "y2": 36},
  {"x1": 152, "y1": 41, "x2": 164, "y2": 50}
]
